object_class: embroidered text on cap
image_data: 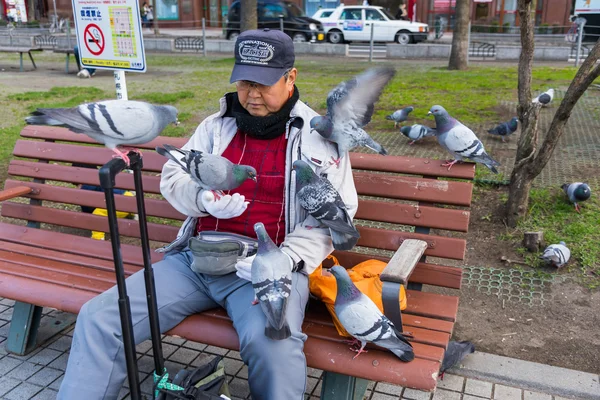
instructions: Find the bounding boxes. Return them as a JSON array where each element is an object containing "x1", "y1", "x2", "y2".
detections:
[{"x1": 238, "y1": 40, "x2": 275, "y2": 66}]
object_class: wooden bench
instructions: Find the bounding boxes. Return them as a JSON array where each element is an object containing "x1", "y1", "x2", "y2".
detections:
[
  {"x1": 33, "y1": 34, "x2": 76, "y2": 73},
  {"x1": 0, "y1": 46, "x2": 43, "y2": 72},
  {"x1": 0, "y1": 125, "x2": 475, "y2": 397}
]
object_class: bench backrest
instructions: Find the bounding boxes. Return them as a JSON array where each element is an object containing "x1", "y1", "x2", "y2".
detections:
[
  {"x1": 174, "y1": 36, "x2": 204, "y2": 52},
  {"x1": 33, "y1": 34, "x2": 58, "y2": 49},
  {"x1": 3, "y1": 126, "x2": 474, "y2": 290}
]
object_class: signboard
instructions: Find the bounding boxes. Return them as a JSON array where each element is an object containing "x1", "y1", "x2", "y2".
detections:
[
  {"x1": 575, "y1": 0, "x2": 600, "y2": 13},
  {"x1": 72, "y1": 0, "x2": 146, "y2": 72},
  {"x1": 5, "y1": 0, "x2": 28, "y2": 23}
]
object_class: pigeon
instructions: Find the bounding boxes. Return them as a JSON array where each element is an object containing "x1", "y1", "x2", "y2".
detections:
[
  {"x1": 540, "y1": 242, "x2": 570, "y2": 268},
  {"x1": 487, "y1": 117, "x2": 519, "y2": 142},
  {"x1": 251, "y1": 222, "x2": 293, "y2": 340},
  {"x1": 155, "y1": 144, "x2": 257, "y2": 198},
  {"x1": 25, "y1": 100, "x2": 179, "y2": 165},
  {"x1": 439, "y1": 341, "x2": 475, "y2": 380},
  {"x1": 310, "y1": 67, "x2": 395, "y2": 166},
  {"x1": 329, "y1": 266, "x2": 414, "y2": 362},
  {"x1": 533, "y1": 89, "x2": 554, "y2": 106},
  {"x1": 428, "y1": 105, "x2": 500, "y2": 173},
  {"x1": 385, "y1": 106, "x2": 414, "y2": 127},
  {"x1": 562, "y1": 182, "x2": 591, "y2": 213},
  {"x1": 293, "y1": 160, "x2": 360, "y2": 251},
  {"x1": 400, "y1": 124, "x2": 436, "y2": 145}
]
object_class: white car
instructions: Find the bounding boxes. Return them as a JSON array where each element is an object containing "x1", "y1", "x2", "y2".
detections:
[
  {"x1": 312, "y1": 8, "x2": 336, "y2": 19},
  {"x1": 316, "y1": 5, "x2": 428, "y2": 45}
]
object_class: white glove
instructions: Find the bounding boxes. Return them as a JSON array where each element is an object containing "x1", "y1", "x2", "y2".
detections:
[
  {"x1": 200, "y1": 191, "x2": 248, "y2": 219},
  {"x1": 235, "y1": 252, "x2": 294, "y2": 282}
]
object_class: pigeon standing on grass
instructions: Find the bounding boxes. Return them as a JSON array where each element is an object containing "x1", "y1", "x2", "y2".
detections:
[
  {"x1": 386, "y1": 106, "x2": 414, "y2": 127},
  {"x1": 310, "y1": 67, "x2": 395, "y2": 166},
  {"x1": 540, "y1": 242, "x2": 571, "y2": 268},
  {"x1": 487, "y1": 117, "x2": 519, "y2": 142},
  {"x1": 25, "y1": 100, "x2": 179, "y2": 165},
  {"x1": 329, "y1": 266, "x2": 415, "y2": 362},
  {"x1": 428, "y1": 105, "x2": 500, "y2": 173},
  {"x1": 293, "y1": 160, "x2": 360, "y2": 251},
  {"x1": 400, "y1": 124, "x2": 436, "y2": 145},
  {"x1": 155, "y1": 144, "x2": 257, "y2": 198},
  {"x1": 562, "y1": 182, "x2": 591, "y2": 213},
  {"x1": 251, "y1": 222, "x2": 293, "y2": 340},
  {"x1": 533, "y1": 89, "x2": 554, "y2": 106},
  {"x1": 439, "y1": 341, "x2": 475, "y2": 380}
]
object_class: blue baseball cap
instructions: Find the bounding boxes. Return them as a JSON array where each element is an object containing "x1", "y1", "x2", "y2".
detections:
[{"x1": 230, "y1": 28, "x2": 295, "y2": 87}]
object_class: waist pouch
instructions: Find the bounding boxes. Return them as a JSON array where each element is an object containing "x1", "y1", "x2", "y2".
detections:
[{"x1": 188, "y1": 232, "x2": 258, "y2": 275}]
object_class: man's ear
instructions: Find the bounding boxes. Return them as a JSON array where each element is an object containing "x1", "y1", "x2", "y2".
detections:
[{"x1": 287, "y1": 68, "x2": 298, "y2": 87}]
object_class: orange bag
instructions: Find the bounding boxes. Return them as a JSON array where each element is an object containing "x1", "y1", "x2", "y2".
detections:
[{"x1": 309, "y1": 255, "x2": 407, "y2": 337}]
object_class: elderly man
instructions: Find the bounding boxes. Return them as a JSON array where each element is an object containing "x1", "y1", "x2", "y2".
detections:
[{"x1": 58, "y1": 28, "x2": 357, "y2": 400}]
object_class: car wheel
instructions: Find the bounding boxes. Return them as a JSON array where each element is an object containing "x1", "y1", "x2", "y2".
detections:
[
  {"x1": 228, "y1": 31, "x2": 240, "y2": 41},
  {"x1": 396, "y1": 30, "x2": 412, "y2": 45},
  {"x1": 328, "y1": 30, "x2": 344, "y2": 44},
  {"x1": 292, "y1": 33, "x2": 308, "y2": 42}
]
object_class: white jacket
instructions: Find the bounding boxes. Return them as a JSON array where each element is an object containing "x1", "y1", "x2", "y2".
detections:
[{"x1": 159, "y1": 95, "x2": 358, "y2": 275}]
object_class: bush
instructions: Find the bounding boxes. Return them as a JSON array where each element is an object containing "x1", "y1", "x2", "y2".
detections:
[{"x1": 489, "y1": 21, "x2": 499, "y2": 33}]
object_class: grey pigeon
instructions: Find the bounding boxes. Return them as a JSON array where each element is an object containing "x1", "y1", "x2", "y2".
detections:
[
  {"x1": 487, "y1": 117, "x2": 518, "y2": 142},
  {"x1": 329, "y1": 266, "x2": 414, "y2": 361},
  {"x1": 540, "y1": 242, "x2": 570, "y2": 268},
  {"x1": 561, "y1": 182, "x2": 591, "y2": 213},
  {"x1": 156, "y1": 144, "x2": 257, "y2": 197},
  {"x1": 386, "y1": 106, "x2": 414, "y2": 127},
  {"x1": 26, "y1": 100, "x2": 179, "y2": 165},
  {"x1": 400, "y1": 124, "x2": 436, "y2": 145},
  {"x1": 293, "y1": 160, "x2": 359, "y2": 251},
  {"x1": 440, "y1": 341, "x2": 475, "y2": 379},
  {"x1": 428, "y1": 105, "x2": 500, "y2": 173},
  {"x1": 533, "y1": 88, "x2": 554, "y2": 106},
  {"x1": 310, "y1": 67, "x2": 395, "y2": 166},
  {"x1": 251, "y1": 222, "x2": 293, "y2": 340}
]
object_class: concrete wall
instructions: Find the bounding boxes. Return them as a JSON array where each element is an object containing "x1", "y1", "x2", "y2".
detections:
[
  {"x1": 386, "y1": 44, "x2": 451, "y2": 59},
  {"x1": 495, "y1": 46, "x2": 571, "y2": 61}
]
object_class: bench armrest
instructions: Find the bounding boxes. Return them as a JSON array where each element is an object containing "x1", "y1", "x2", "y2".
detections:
[
  {"x1": 381, "y1": 239, "x2": 428, "y2": 284},
  {"x1": 0, "y1": 186, "x2": 34, "y2": 202}
]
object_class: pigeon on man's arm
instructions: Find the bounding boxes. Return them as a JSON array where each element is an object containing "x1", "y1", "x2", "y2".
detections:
[
  {"x1": 386, "y1": 106, "x2": 414, "y2": 127},
  {"x1": 439, "y1": 341, "x2": 475, "y2": 380},
  {"x1": 487, "y1": 117, "x2": 518, "y2": 142},
  {"x1": 561, "y1": 182, "x2": 591, "y2": 213}
]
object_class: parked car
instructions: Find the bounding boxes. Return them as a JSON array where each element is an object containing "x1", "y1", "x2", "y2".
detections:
[
  {"x1": 312, "y1": 8, "x2": 336, "y2": 19},
  {"x1": 225, "y1": 0, "x2": 326, "y2": 43},
  {"x1": 315, "y1": 5, "x2": 428, "y2": 45}
]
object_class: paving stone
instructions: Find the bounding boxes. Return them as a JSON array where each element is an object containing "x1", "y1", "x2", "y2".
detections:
[
  {"x1": 0, "y1": 307, "x2": 14, "y2": 321},
  {"x1": 229, "y1": 378, "x2": 250, "y2": 399},
  {"x1": 403, "y1": 388, "x2": 432, "y2": 400},
  {"x1": 204, "y1": 345, "x2": 229, "y2": 356},
  {"x1": 4, "y1": 382, "x2": 44, "y2": 400},
  {"x1": 224, "y1": 357, "x2": 244, "y2": 376},
  {"x1": 182, "y1": 341, "x2": 207, "y2": 352},
  {"x1": 163, "y1": 336, "x2": 186, "y2": 346},
  {"x1": 0, "y1": 299, "x2": 15, "y2": 306},
  {"x1": 373, "y1": 392, "x2": 400, "y2": 400},
  {"x1": 191, "y1": 352, "x2": 214, "y2": 368},
  {"x1": 136, "y1": 355, "x2": 156, "y2": 374},
  {"x1": 305, "y1": 376, "x2": 319, "y2": 394},
  {"x1": 31, "y1": 388, "x2": 59, "y2": 400},
  {"x1": 0, "y1": 357, "x2": 22, "y2": 376},
  {"x1": 48, "y1": 373, "x2": 64, "y2": 391},
  {"x1": 164, "y1": 360, "x2": 186, "y2": 376},
  {"x1": 117, "y1": 386, "x2": 129, "y2": 400},
  {"x1": 523, "y1": 391, "x2": 552, "y2": 400},
  {"x1": 46, "y1": 335, "x2": 73, "y2": 352},
  {"x1": 4, "y1": 347, "x2": 42, "y2": 361},
  {"x1": 136, "y1": 340, "x2": 153, "y2": 354},
  {"x1": 140, "y1": 373, "x2": 154, "y2": 395},
  {"x1": 0, "y1": 377, "x2": 22, "y2": 397},
  {"x1": 313, "y1": 379, "x2": 322, "y2": 396},
  {"x1": 169, "y1": 347, "x2": 200, "y2": 366},
  {"x1": 6, "y1": 361, "x2": 43, "y2": 380},
  {"x1": 237, "y1": 365, "x2": 248, "y2": 379},
  {"x1": 307, "y1": 367, "x2": 323, "y2": 378},
  {"x1": 226, "y1": 350, "x2": 242, "y2": 360},
  {"x1": 493, "y1": 384, "x2": 522, "y2": 400},
  {"x1": 47, "y1": 352, "x2": 70, "y2": 371},
  {"x1": 27, "y1": 367, "x2": 63, "y2": 387},
  {"x1": 375, "y1": 382, "x2": 404, "y2": 396},
  {"x1": 463, "y1": 395, "x2": 489, "y2": 400},
  {"x1": 465, "y1": 379, "x2": 493, "y2": 398},
  {"x1": 433, "y1": 388, "x2": 462, "y2": 400},
  {"x1": 437, "y1": 374, "x2": 465, "y2": 392},
  {"x1": 147, "y1": 343, "x2": 178, "y2": 358}
]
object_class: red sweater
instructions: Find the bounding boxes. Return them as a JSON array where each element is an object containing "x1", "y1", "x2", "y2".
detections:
[{"x1": 196, "y1": 130, "x2": 288, "y2": 245}]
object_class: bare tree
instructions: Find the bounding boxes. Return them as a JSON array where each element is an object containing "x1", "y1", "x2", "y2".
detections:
[
  {"x1": 505, "y1": 0, "x2": 600, "y2": 227},
  {"x1": 241, "y1": 0, "x2": 257, "y2": 33},
  {"x1": 448, "y1": 0, "x2": 470, "y2": 70}
]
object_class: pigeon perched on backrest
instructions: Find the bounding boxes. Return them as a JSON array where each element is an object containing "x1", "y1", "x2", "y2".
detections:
[
  {"x1": 293, "y1": 160, "x2": 360, "y2": 251},
  {"x1": 251, "y1": 222, "x2": 293, "y2": 340},
  {"x1": 386, "y1": 106, "x2": 414, "y2": 127},
  {"x1": 533, "y1": 89, "x2": 554, "y2": 106},
  {"x1": 487, "y1": 117, "x2": 518, "y2": 142},
  {"x1": 439, "y1": 341, "x2": 475, "y2": 380},
  {"x1": 156, "y1": 144, "x2": 256, "y2": 198},
  {"x1": 562, "y1": 182, "x2": 591, "y2": 213},
  {"x1": 329, "y1": 266, "x2": 414, "y2": 361},
  {"x1": 428, "y1": 105, "x2": 500, "y2": 173},
  {"x1": 400, "y1": 124, "x2": 436, "y2": 145},
  {"x1": 540, "y1": 242, "x2": 570, "y2": 268},
  {"x1": 25, "y1": 100, "x2": 179, "y2": 166},
  {"x1": 310, "y1": 67, "x2": 395, "y2": 166}
]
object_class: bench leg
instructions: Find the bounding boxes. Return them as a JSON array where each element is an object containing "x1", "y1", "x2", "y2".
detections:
[
  {"x1": 320, "y1": 371, "x2": 370, "y2": 400},
  {"x1": 28, "y1": 52, "x2": 37, "y2": 69},
  {"x1": 19, "y1": 52, "x2": 23, "y2": 72},
  {"x1": 65, "y1": 53, "x2": 70, "y2": 73}
]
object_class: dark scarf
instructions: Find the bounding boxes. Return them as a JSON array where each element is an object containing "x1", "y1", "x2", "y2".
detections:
[{"x1": 224, "y1": 86, "x2": 300, "y2": 140}]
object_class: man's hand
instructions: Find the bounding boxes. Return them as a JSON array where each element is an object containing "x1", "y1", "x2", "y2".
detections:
[
  {"x1": 235, "y1": 252, "x2": 294, "y2": 282},
  {"x1": 201, "y1": 191, "x2": 248, "y2": 219}
]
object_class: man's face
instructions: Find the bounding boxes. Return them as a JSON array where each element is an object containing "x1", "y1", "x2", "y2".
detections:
[{"x1": 236, "y1": 68, "x2": 297, "y2": 117}]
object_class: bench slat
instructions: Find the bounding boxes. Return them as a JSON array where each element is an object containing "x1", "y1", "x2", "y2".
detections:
[{"x1": 407, "y1": 291, "x2": 459, "y2": 322}]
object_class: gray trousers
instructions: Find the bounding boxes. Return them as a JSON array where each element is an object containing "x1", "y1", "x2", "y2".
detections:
[{"x1": 57, "y1": 249, "x2": 309, "y2": 400}]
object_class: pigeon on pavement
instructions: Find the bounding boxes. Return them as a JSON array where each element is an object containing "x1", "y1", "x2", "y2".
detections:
[
  {"x1": 487, "y1": 117, "x2": 518, "y2": 142},
  {"x1": 439, "y1": 341, "x2": 475, "y2": 380},
  {"x1": 329, "y1": 266, "x2": 414, "y2": 361},
  {"x1": 533, "y1": 89, "x2": 554, "y2": 106},
  {"x1": 25, "y1": 100, "x2": 179, "y2": 165},
  {"x1": 251, "y1": 222, "x2": 293, "y2": 340},
  {"x1": 386, "y1": 106, "x2": 414, "y2": 127},
  {"x1": 561, "y1": 182, "x2": 591, "y2": 213},
  {"x1": 540, "y1": 242, "x2": 571, "y2": 268},
  {"x1": 428, "y1": 105, "x2": 500, "y2": 173},
  {"x1": 400, "y1": 124, "x2": 436, "y2": 145},
  {"x1": 293, "y1": 160, "x2": 360, "y2": 251},
  {"x1": 310, "y1": 67, "x2": 395, "y2": 166}
]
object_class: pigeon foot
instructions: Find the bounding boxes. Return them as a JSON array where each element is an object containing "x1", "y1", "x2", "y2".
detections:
[
  {"x1": 408, "y1": 140, "x2": 415, "y2": 145},
  {"x1": 575, "y1": 204, "x2": 581, "y2": 213},
  {"x1": 350, "y1": 344, "x2": 368, "y2": 360},
  {"x1": 330, "y1": 157, "x2": 341, "y2": 169},
  {"x1": 441, "y1": 160, "x2": 459, "y2": 170},
  {"x1": 111, "y1": 148, "x2": 131, "y2": 166},
  {"x1": 251, "y1": 297, "x2": 259, "y2": 306},
  {"x1": 343, "y1": 338, "x2": 362, "y2": 347}
]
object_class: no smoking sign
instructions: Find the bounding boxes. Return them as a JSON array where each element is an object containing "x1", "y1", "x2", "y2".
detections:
[{"x1": 84, "y1": 23, "x2": 105, "y2": 56}]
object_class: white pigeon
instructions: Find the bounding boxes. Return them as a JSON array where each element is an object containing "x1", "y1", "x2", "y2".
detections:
[
  {"x1": 25, "y1": 100, "x2": 179, "y2": 165},
  {"x1": 532, "y1": 89, "x2": 554, "y2": 106}
]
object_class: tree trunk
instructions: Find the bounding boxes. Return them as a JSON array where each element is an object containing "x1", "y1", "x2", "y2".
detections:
[
  {"x1": 152, "y1": 0, "x2": 159, "y2": 35},
  {"x1": 241, "y1": 0, "x2": 257, "y2": 33},
  {"x1": 448, "y1": 0, "x2": 470, "y2": 70}
]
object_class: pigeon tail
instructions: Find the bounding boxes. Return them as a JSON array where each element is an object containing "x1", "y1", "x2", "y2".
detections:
[
  {"x1": 25, "y1": 113, "x2": 65, "y2": 127},
  {"x1": 265, "y1": 323, "x2": 291, "y2": 340},
  {"x1": 486, "y1": 164, "x2": 499, "y2": 174},
  {"x1": 385, "y1": 115, "x2": 394, "y2": 121},
  {"x1": 389, "y1": 347, "x2": 415, "y2": 362},
  {"x1": 330, "y1": 229, "x2": 360, "y2": 251},
  {"x1": 155, "y1": 144, "x2": 189, "y2": 173}
]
